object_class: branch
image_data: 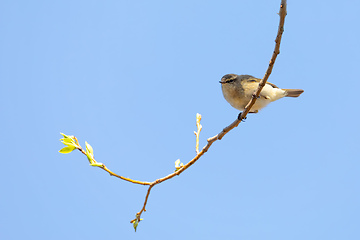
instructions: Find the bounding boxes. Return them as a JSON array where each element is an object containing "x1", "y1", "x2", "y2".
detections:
[
  {"x1": 130, "y1": 0, "x2": 288, "y2": 224},
  {"x1": 218, "y1": 0, "x2": 288, "y2": 139},
  {"x1": 59, "y1": 0, "x2": 288, "y2": 232},
  {"x1": 238, "y1": 0, "x2": 287, "y2": 122},
  {"x1": 59, "y1": 134, "x2": 152, "y2": 185},
  {"x1": 78, "y1": 147, "x2": 152, "y2": 185}
]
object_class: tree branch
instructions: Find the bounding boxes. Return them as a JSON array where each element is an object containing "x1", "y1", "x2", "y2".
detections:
[
  {"x1": 130, "y1": 0, "x2": 288, "y2": 223},
  {"x1": 59, "y1": 0, "x2": 288, "y2": 231},
  {"x1": 238, "y1": 0, "x2": 287, "y2": 121},
  {"x1": 219, "y1": 0, "x2": 287, "y2": 139},
  {"x1": 76, "y1": 146, "x2": 152, "y2": 186}
]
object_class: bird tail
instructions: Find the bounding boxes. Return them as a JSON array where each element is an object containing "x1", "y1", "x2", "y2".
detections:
[{"x1": 283, "y1": 89, "x2": 304, "y2": 98}]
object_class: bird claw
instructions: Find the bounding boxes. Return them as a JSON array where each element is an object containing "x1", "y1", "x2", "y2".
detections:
[
  {"x1": 252, "y1": 93, "x2": 260, "y2": 99},
  {"x1": 238, "y1": 112, "x2": 247, "y2": 122}
]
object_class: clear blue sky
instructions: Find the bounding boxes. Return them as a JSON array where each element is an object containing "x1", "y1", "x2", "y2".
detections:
[{"x1": 1, "y1": 0, "x2": 359, "y2": 239}]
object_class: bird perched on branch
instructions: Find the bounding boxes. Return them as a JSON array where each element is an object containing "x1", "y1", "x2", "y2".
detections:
[{"x1": 220, "y1": 74, "x2": 304, "y2": 113}]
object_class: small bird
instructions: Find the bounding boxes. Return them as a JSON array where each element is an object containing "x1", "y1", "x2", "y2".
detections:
[{"x1": 220, "y1": 74, "x2": 304, "y2": 113}]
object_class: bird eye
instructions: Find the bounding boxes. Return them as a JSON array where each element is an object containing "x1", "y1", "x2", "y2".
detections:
[
  {"x1": 220, "y1": 74, "x2": 237, "y2": 84},
  {"x1": 225, "y1": 79, "x2": 235, "y2": 83}
]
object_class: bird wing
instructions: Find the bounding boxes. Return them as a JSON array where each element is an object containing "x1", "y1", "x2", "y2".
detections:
[
  {"x1": 244, "y1": 77, "x2": 279, "y2": 89},
  {"x1": 266, "y1": 82, "x2": 279, "y2": 89}
]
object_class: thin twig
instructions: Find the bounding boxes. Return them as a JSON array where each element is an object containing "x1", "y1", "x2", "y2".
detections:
[
  {"x1": 77, "y1": 147, "x2": 152, "y2": 185},
  {"x1": 130, "y1": 184, "x2": 154, "y2": 224}
]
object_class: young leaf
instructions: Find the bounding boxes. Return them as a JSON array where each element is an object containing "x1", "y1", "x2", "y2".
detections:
[
  {"x1": 175, "y1": 159, "x2": 181, "y2": 167},
  {"x1": 90, "y1": 162, "x2": 104, "y2": 167},
  {"x1": 61, "y1": 137, "x2": 74, "y2": 145},
  {"x1": 133, "y1": 219, "x2": 139, "y2": 232},
  {"x1": 59, "y1": 133, "x2": 79, "y2": 150},
  {"x1": 174, "y1": 159, "x2": 184, "y2": 171},
  {"x1": 60, "y1": 132, "x2": 73, "y2": 139},
  {"x1": 85, "y1": 141, "x2": 94, "y2": 164},
  {"x1": 85, "y1": 141, "x2": 93, "y2": 156},
  {"x1": 59, "y1": 146, "x2": 76, "y2": 154}
]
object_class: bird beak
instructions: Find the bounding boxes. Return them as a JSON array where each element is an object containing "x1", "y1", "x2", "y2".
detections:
[{"x1": 219, "y1": 80, "x2": 225, "y2": 84}]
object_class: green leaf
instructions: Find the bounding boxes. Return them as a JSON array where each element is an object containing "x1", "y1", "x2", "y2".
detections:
[
  {"x1": 61, "y1": 140, "x2": 76, "y2": 148},
  {"x1": 59, "y1": 133, "x2": 78, "y2": 149},
  {"x1": 59, "y1": 146, "x2": 76, "y2": 154},
  {"x1": 85, "y1": 151, "x2": 93, "y2": 164},
  {"x1": 85, "y1": 141, "x2": 93, "y2": 155},
  {"x1": 85, "y1": 141, "x2": 94, "y2": 164},
  {"x1": 133, "y1": 219, "x2": 139, "y2": 232},
  {"x1": 90, "y1": 162, "x2": 104, "y2": 167},
  {"x1": 61, "y1": 137, "x2": 74, "y2": 144},
  {"x1": 60, "y1": 132, "x2": 72, "y2": 139}
]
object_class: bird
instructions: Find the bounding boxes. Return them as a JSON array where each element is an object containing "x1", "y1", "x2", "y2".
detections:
[{"x1": 220, "y1": 74, "x2": 304, "y2": 113}]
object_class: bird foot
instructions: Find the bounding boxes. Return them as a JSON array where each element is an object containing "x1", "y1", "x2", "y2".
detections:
[
  {"x1": 252, "y1": 93, "x2": 260, "y2": 99},
  {"x1": 238, "y1": 112, "x2": 247, "y2": 122}
]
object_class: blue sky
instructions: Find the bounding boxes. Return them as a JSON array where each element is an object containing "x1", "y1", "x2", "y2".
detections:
[{"x1": 1, "y1": 0, "x2": 360, "y2": 239}]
